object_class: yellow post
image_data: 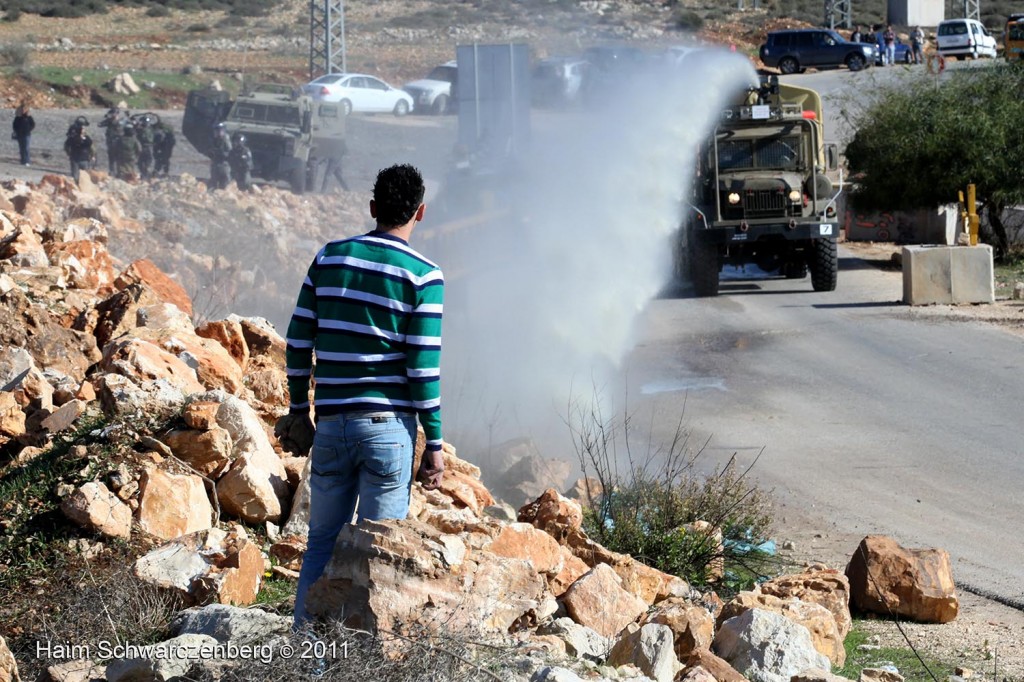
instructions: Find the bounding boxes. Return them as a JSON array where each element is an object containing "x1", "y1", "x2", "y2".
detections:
[{"x1": 967, "y1": 183, "x2": 979, "y2": 246}]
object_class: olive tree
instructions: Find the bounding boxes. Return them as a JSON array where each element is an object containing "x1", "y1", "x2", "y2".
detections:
[{"x1": 844, "y1": 63, "x2": 1024, "y2": 257}]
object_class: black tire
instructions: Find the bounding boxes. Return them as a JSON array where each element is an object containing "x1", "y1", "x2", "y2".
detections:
[
  {"x1": 783, "y1": 260, "x2": 808, "y2": 279},
  {"x1": 690, "y1": 237, "x2": 721, "y2": 297},
  {"x1": 393, "y1": 99, "x2": 410, "y2": 117},
  {"x1": 904, "y1": 51, "x2": 912, "y2": 64},
  {"x1": 290, "y1": 166, "x2": 306, "y2": 194},
  {"x1": 432, "y1": 94, "x2": 449, "y2": 115},
  {"x1": 810, "y1": 237, "x2": 838, "y2": 292},
  {"x1": 846, "y1": 53, "x2": 866, "y2": 71},
  {"x1": 340, "y1": 99, "x2": 353, "y2": 116},
  {"x1": 778, "y1": 57, "x2": 799, "y2": 75}
]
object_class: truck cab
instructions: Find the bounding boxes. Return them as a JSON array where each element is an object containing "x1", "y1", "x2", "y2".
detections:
[{"x1": 684, "y1": 77, "x2": 840, "y2": 296}]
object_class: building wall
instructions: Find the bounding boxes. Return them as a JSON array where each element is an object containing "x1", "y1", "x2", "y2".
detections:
[{"x1": 888, "y1": 0, "x2": 945, "y2": 27}]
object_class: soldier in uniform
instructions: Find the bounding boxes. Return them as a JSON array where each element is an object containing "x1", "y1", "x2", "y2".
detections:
[
  {"x1": 63, "y1": 124, "x2": 94, "y2": 184},
  {"x1": 98, "y1": 108, "x2": 124, "y2": 176},
  {"x1": 117, "y1": 123, "x2": 141, "y2": 181},
  {"x1": 152, "y1": 122, "x2": 176, "y2": 177},
  {"x1": 209, "y1": 122, "x2": 232, "y2": 190},
  {"x1": 136, "y1": 116, "x2": 155, "y2": 180},
  {"x1": 228, "y1": 132, "x2": 254, "y2": 191}
]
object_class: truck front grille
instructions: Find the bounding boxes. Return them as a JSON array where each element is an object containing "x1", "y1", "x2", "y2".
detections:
[{"x1": 743, "y1": 189, "x2": 787, "y2": 217}]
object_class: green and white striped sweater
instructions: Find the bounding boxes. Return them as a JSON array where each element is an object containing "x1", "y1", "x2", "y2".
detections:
[{"x1": 285, "y1": 231, "x2": 444, "y2": 451}]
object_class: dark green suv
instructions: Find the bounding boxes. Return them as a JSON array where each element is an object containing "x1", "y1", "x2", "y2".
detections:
[{"x1": 760, "y1": 29, "x2": 878, "y2": 73}]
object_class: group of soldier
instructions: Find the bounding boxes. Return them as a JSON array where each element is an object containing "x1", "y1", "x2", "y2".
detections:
[
  {"x1": 62, "y1": 109, "x2": 256, "y2": 191},
  {"x1": 98, "y1": 108, "x2": 176, "y2": 181}
]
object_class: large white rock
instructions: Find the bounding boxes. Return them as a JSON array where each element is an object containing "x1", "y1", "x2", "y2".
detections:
[
  {"x1": 0, "y1": 634, "x2": 19, "y2": 682},
  {"x1": 216, "y1": 453, "x2": 283, "y2": 524},
  {"x1": 105, "y1": 633, "x2": 217, "y2": 682},
  {"x1": 170, "y1": 604, "x2": 290, "y2": 644},
  {"x1": 537, "y1": 617, "x2": 611, "y2": 662},
  {"x1": 608, "y1": 623, "x2": 681, "y2": 682},
  {"x1": 713, "y1": 608, "x2": 831, "y2": 682},
  {"x1": 60, "y1": 481, "x2": 132, "y2": 540}
]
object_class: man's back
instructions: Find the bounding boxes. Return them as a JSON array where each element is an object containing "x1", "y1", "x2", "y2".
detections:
[{"x1": 285, "y1": 232, "x2": 444, "y2": 445}]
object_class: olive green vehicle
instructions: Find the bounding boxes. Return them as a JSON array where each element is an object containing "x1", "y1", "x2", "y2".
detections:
[
  {"x1": 683, "y1": 76, "x2": 841, "y2": 296},
  {"x1": 183, "y1": 83, "x2": 347, "y2": 193}
]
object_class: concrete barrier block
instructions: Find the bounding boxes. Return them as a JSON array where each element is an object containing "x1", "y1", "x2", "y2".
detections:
[{"x1": 902, "y1": 245, "x2": 994, "y2": 306}]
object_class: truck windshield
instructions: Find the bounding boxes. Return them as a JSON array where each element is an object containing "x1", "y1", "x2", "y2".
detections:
[
  {"x1": 229, "y1": 103, "x2": 301, "y2": 126},
  {"x1": 717, "y1": 135, "x2": 802, "y2": 170}
]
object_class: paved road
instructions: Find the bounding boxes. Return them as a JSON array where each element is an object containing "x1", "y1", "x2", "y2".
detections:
[{"x1": 624, "y1": 253, "x2": 1024, "y2": 607}]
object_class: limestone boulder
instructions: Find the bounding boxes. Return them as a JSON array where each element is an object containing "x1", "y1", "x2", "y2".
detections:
[
  {"x1": 645, "y1": 597, "x2": 716, "y2": 660},
  {"x1": 718, "y1": 591, "x2": 845, "y2": 666},
  {"x1": 537, "y1": 617, "x2": 610, "y2": 661},
  {"x1": 114, "y1": 258, "x2": 193, "y2": 317},
  {"x1": 196, "y1": 318, "x2": 249, "y2": 370},
  {"x1": 104, "y1": 633, "x2": 217, "y2": 682},
  {"x1": 134, "y1": 527, "x2": 263, "y2": 606},
  {"x1": 44, "y1": 240, "x2": 115, "y2": 291},
  {"x1": 132, "y1": 325, "x2": 244, "y2": 394},
  {"x1": 607, "y1": 623, "x2": 681, "y2": 682},
  {"x1": 564, "y1": 527, "x2": 684, "y2": 604},
  {"x1": 18, "y1": 308, "x2": 98, "y2": 382},
  {"x1": 760, "y1": 565, "x2": 852, "y2": 638},
  {"x1": 40, "y1": 399, "x2": 85, "y2": 434},
  {"x1": 59, "y1": 216, "x2": 108, "y2": 244},
  {"x1": 0, "y1": 634, "x2": 19, "y2": 682},
  {"x1": 518, "y1": 487, "x2": 583, "y2": 542},
  {"x1": 684, "y1": 649, "x2": 750, "y2": 682},
  {"x1": 163, "y1": 427, "x2": 233, "y2": 478},
  {"x1": 0, "y1": 391, "x2": 26, "y2": 444},
  {"x1": 307, "y1": 518, "x2": 549, "y2": 635},
  {"x1": 170, "y1": 604, "x2": 290, "y2": 644},
  {"x1": 99, "y1": 337, "x2": 204, "y2": 395},
  {"x1": 484, "y1": 522, "x2": 564, "y2": 576},
  {"x1": 95, "y1": 374, "x2": 187, "y2": 419},
  {"x1": 563, "y1": 476, "x2": 603, "y2": 505},
  {"x1": 439, "y1": 468, "x2": 496, "y2": 516},
  {"x1": 136, "y1": 303, "x2": 195, "y2": 335},
  {"x1": 136, "y1": 468, "x2": 214, "y2": 541},
  {"x1": 60, "y1": 481, "x2": 132, "y2": 540},
  {"x1": 792, "y1": 669, "x2": 856, "y2": 682},
  {"x1": 45, "y1": 658, "x2": 105, "y2": 682},
  {"x1": 1, "y1": 223, "x2": 48, "y2": 267},
  {"x1": 492, "y1": 448, "x2": 572, "y2": 509},
  {"x1": 713, "y1": 608, "x2": 830, "y2": 682},
  {"x1": 229, "y1": 314, "x2": 285, "y2": 366},
  {"x1": 549, "y1": 545, "x2": 590, "y2": 597},
  {"x1": 562, "y1": 563, "x2": 648, "y2": 639},
  {"x1": 216, "y1": 453, "x2": 283, "y2": 524},
  {"x1": 845, "y1": 536, "x2": 958, "y2": 623},
  {"x1": 86, "y1": 283, "x2": 163, "y2": 349}
]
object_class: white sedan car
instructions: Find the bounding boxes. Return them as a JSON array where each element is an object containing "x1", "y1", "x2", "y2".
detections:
[{"x1": 302, "y1": 73, "x2": 414, "y2": 116}]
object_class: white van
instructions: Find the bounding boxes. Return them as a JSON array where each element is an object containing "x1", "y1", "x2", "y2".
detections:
[{"x1": 936, "y1": 18, "x2": 998, "y2": 59}]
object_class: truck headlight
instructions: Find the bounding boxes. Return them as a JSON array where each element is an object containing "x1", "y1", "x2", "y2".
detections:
[
  {"x1": 727, "y1": 192, "x2": 741, "y2": 205},
  {"x1": 789, "y1": 190, "x2": 801, "y2": 202}
]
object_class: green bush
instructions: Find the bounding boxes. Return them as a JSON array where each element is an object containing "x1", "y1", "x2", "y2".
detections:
[
  {"x1": 145, "y1": 5, "x2": 170, "y2": 17},
  {"x1": 0, "y1": 42, "x2": 30, "y2": 68},
  {"x1": 568, "y1": 398, "x2": 776, "y2": 591}
]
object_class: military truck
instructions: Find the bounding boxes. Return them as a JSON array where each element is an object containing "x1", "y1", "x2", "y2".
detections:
[
  {"x1": 683, "y1": 76, "x2": 840, "y2": 296},
  {"x1": 182, "y1": 83, "x2": 346, "y2": 194}
]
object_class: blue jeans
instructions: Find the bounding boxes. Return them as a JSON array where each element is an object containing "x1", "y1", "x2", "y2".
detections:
[
  {"x1": 293, "y1": 411, "x2": 417, "y2": 627},
  {"x1": 886, "y1": 44, "x2": 896, "y2": 65},
  {"x1": 16, "y1": 134, "x2": 29, "y2": 165}
]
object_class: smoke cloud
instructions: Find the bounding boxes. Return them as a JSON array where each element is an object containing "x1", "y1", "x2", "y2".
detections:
[{"x1": 417, "y1": 51, "x2": 758, "y2": 461}]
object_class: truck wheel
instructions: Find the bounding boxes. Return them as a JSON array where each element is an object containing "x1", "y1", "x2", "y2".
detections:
[
  {"x1": 290, "y1": 166, "x2": 306, "y2": 195},
  {"x1": 778, "y1": 57, "x2": 799, "y2": 74},
  {"x1": 810, "y1": 237, "x2": 838, "y2": 292},
  {"x1": 432, "y1": 94, "x2": 449, "y2": 115},
  {"x1": 690, "y1": 238, "x2": 721, "y2": 297},
  {"x1": 846, "y1": 54, "x2": 866, "y2": 71}
]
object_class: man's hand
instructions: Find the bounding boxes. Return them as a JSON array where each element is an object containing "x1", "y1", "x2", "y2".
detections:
[
  {"x1": 416, "y1": 449, "x2": 445, "y2": 491},
  {"x1": 274, "y1": 413, "x2": 315, "y2": 456}
]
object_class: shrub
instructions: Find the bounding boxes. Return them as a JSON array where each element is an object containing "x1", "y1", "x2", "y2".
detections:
[
  {"x1": 186, "y1": 22, "x2": 212, "y2": 32},
  {"x1": 676, "y1": 9, "x2": 705, "y2": 31},
  {"x1": 0, "y1": 41, "x2": 30, "y2": 68},
  {"x1": 567, "y1": 396, "x2": 776, "y2": 591},
  {"x1": 146, "y1": 5, "x2": 171, "y2": 17}
]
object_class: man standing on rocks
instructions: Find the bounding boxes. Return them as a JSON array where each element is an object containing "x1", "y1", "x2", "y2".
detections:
[
  {"x1": 12, "y1": 102, "x2": 34, "y2": 166},
  {"x1": 64, "y1": 123, "x2": 94, "y2": 184},
  {"x1": 278, "y1": 163, "x2": 446, "y2": 628}
]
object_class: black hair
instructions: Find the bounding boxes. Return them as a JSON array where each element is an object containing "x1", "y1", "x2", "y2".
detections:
[{"x1": 372, "y1": 164, "x2": 425, "y2": 228}]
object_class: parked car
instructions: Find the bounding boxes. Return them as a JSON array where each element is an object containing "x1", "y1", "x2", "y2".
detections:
[
  {"x1": 402, "y1": 61, "x2": 457, "y2": 115},
  {"x1": 760, "y1": 28, "x2": 877, "y2": 73},
  {"x1": 302, "y1": 73, "x2": 414, "y2": 116},
  {"x1": 936, "y1": 18, "x2": 998, "y2": 59},
  {"x1": 875, "y1": 37, "x2": 913, "y2": 64},
  {"x1": 531, "y1": 57, "x2": 589, "y2": 107}
]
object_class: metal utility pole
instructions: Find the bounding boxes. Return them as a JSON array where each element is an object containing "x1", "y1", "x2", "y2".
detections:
[
  {"x1": 825, "y1": 0, "x2": 852, "y2": 29},
  {"x1": 309, "y1": 0, "x2": 346, "y2": 81},
  {"x1": 963, "y1": 0, "x2": 980, "y2": 21}
]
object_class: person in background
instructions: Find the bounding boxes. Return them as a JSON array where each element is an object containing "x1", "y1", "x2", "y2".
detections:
[
  {"x1": 851, "y1": 25, "x2": 863, "y2": 43},
  {"x1": 64, "y1": 123, "x2": 94, "y2": 184},
  {"x1": 12, "y1": 103, "x2": 34, "y2": 166},
  {"x1": 884, "y1": 24, "x2": 897, "y2": 66},
  {"x1": 278, "y1": 163, "x2": 446, "y2": 629},
  {"x1": 228, "y1": 132, "x2": 253, "y2": 191},
  {"x1": 209, "y1": 122, "x2": 232, "y2": 190},
  {"x1": 99, "y1": 107, "x2": 125, "y2": 176},
  {"x1": 153, "y1": 121, "x2": 176, "y2": 177},
  {"x1": 117, "y1": 123, "x2": 140, "y2": 181},
  {"x1": 911, "y1": 26, "x2": 925, "y2": 64}
]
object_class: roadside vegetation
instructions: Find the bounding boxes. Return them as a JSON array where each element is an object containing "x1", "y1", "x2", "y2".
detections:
[
  {"x1": 3, "y1": 0, "x2": 281, "y2": 21},
  {"x1": 845, "y1": 63, "x2": 1024, "y2": 260},
  {"x1": 837, "y1": 620, "x2": 958, "y2": 682},
  {"x1": 567, "y1": 397, "x2": 776, "y2": 593}
]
